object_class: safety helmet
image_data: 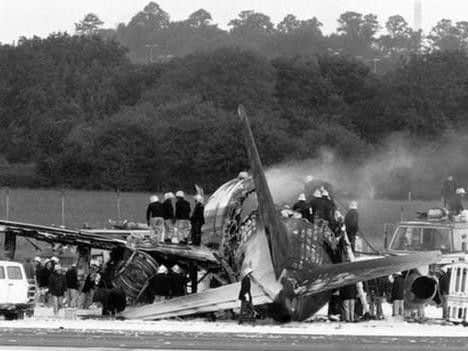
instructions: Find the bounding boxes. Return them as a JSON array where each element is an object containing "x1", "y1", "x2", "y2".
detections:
[
  {"x1": 194, "y1": 194, "x2": 204, "y2": 203},
  {"x1": 176, "y1": 190, "x2": 185, "y2": 198},
  {"x1": 298, "y1": 193, "x2": 306, "y2": 201},
  {"x1": 305, "y1": 175, "x2": 314, "y2": 183},
  {"x1": 238, "y1": 171, "x2": 249, "y2": 179},
  {"x1": 150, "y1": 195, "x2": 159, "y2": 203},
  {"x1": 51, "y1": 256, "x2": 59, "y2": 263},
  {"x1": 349, "y1": 201, "x2": 358, "y2": 210},
  {"x1": 164, "y1": 192, "x2": 175, "y2": 200},
  {"x1": 456, "y1": 188, "x2": 466, "y2": 195},
  {"x1": 54, "y1": 264, "x2": 62, "y2": 271},
  {"x1": 34, "y1": 256, "x2": 41, "y2": 262},
  {"x1": 321, "y1": 189, "x2": 329, "y2": 198},
  {"x1": 313, "y1": 189, "x2": 322, "y2": 198},
  {"x1": 171, "y1": 264, "x2": 182, "y2": 274},
  {"x1": 157, "y1": 265, "x2": 168, "y2": 274},
  {"x1": 242, "y1": 267, "x2": 254, "y2": 278}
]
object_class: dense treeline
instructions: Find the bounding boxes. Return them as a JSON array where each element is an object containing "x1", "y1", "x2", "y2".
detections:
[
  {"x1": 3, "y1": 3, "x2": 468, "y2": 197},
  {"x1": 73, "y1": 2, "x2": 468, "y2": 71}
]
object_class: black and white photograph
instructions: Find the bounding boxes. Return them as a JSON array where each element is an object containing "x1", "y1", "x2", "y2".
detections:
[{"x1": 0, "y1": 1, "x2": 467, "y2": 350}]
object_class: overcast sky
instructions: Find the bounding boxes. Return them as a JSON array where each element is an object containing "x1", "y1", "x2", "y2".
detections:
[{"x1": 1, "y1": 0, "x2": 468, "y2": 44}]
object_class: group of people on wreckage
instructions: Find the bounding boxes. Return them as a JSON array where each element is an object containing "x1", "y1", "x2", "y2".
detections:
[
  {"x1": 145, "y1": 191, "x2": 205, "y2": 246},
  {"x1": 285, "y1": 176, "x2": 417, "y2": 323}
]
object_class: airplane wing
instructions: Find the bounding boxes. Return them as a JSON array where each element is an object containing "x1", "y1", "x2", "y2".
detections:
[
  {"x1": 121, "y1": 279, "x2": 272, "y2": 320},
  {"x1": 0, "y1": 220, "x2": 126, "y2": 250},
  {"x1": 0, "y1": 220, "x2": 220, "y2": 266},
  {"x1": 295, "y1": 250, "x2": 441, "y2": 296}
]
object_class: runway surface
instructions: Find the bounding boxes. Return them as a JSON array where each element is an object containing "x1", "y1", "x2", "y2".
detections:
[{"x1": 0, "y1": 329, "x2": 468, "y2": 350}]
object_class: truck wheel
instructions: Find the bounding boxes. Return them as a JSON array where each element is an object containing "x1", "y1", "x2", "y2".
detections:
[{"x1": 15, "y1": 311, "x2": 24, "y2": 320}]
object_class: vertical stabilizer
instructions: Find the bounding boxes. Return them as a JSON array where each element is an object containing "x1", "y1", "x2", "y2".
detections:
[{"x1": 237, "y1": 105, "x2": 289, "y2": 278}]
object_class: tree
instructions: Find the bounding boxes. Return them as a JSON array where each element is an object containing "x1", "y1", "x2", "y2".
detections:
[
  {"x1": 187, "y1": 9, "x2": 212, "y2": 28},
  {"x1": 277, "y1": 14, "x2": 301, "y2": 33},
  {"x1": 129, "y1": 2, "x2": 170, "y2": 30},
  {"x1": 378, "y1": 15, "x2": 420, "y2": 56},
  {"x1": 428, "y1": 19, "x2": 463, "y2": 51},
  {"x1": 336, "y1": 11, "x2": 379, "y2": 57},
  {"x1": 75, "y1": 13, "x2": 104, "y2": 36},
  {"x1": 229, "y1": 10, "x2": 274, "y2": 35}
]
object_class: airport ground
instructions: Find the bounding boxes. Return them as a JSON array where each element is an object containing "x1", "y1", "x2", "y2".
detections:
[{"x1": 0, "y1": 328, "x2": 467, "y2": 351}]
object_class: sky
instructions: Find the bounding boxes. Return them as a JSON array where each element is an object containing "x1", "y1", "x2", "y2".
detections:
[{"x1": 1, "y1": 0, "x2": 468, "y2": 44}]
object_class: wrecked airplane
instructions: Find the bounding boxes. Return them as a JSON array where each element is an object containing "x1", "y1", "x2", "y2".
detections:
[{"x1": 0, "y1": 105, "x2": 441, "y2": 321}]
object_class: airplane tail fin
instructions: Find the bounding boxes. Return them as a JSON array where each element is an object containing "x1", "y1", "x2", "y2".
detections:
[{"x1": 237, "y1": 105, "x2": 289, "y2": 278}]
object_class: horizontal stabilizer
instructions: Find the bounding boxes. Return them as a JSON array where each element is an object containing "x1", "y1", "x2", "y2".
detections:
[
  {"x1": 296, "y1": 251, "x2": 441, "y2": 296},
  {"x1": 121, "y1": 280, "x2": 272, "y2": 320}
]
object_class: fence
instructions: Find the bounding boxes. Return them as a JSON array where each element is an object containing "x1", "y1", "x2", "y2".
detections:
[{"x1": 0, "y1": 187, "x2": 153, "y2": 229}]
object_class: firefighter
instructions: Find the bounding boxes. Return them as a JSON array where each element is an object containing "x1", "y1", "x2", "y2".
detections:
[
  {"x1": 292, "y1": 193, "x2": 311, "y2": 221},
  {"x1": 390, "y1": 272, "x2": 405, "y2": 318},
  {"x1": 439, "y1": 266, "x2": 451, "y2": 319},
  {"x1": 146, "y1": 195, "x2": 164, "y2": 226},
  {"x1": 162, "y1": 193, "x2": 175, "y2": 220},
  {"x1": 310, "y1": 188, "x2": 325, "y2": 219},
  {"x1": 162, "y1": 193, "x2": 175, "y2": 242},
  {"x1": 238, "y1": 267, "x2": 255, "y2": 324},
  {"x1": 169, "y1": 264, "x2": 186, "y2": 297},
  {"x1": 340, "y1": 283, "x2": 357, "y2": 322},
  {"x1": 175, "y1": 191, "x2": 191, "y2": 220},
  {"x1": 448, "y1": 188, "x2": 465, "y2": 215},
  {"x1": 65, "y1": 264, "x2": 79, "y2": 308},
  {"x1": 48, "y1": 264, "x2": 67, "y2": 315},
  {"x1": 321, "y1": 189, "x2": 336, "y2": 227},
  {"x1": 190, "y1": 194, "x2": 205, "y2": 246},
  {"x1": 151, "y1": 265, "x2": 170, "y2": 301},
  {"x1": 441, "y1": 176, "x2": 457, "y2": 207},
  {"x1": 345, "y1": 201, "x2": 359, "y2": 251}
]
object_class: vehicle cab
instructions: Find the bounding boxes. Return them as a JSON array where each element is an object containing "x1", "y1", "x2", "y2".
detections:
[
  {"x1": 0, "y1": 260, "x2": 35, "y2": 319},
  {"x1": 388, "y1": 209, "x2": 468, "y2": 265}
]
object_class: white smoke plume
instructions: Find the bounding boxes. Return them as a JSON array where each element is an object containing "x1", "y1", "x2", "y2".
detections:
[{"x1": 265, "y1": 131, "x2": 468, "y2": 203}]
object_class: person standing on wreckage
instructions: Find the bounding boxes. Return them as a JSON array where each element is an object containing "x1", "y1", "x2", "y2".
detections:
[
  {"x1": 190, "y1": 194, "x2": 205, "y2": 246},
  {"x1": 162, "y1": 192, "x2": 175, "y2": 242},
  {"x1": 175, "y1": 191, "x2": 191, "y2": 244},
  {"x1": 146, "y1": 195, "x2": 165, "y2": 242}
]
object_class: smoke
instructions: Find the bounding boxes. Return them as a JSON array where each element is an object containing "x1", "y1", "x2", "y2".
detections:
[{"x1": 265, "y1": 131, "x2": 468, "y2": 203}]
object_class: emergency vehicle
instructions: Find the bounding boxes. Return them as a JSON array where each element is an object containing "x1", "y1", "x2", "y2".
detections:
[{"x1": 0, "y1": 260, "x2": 35, "y2": 319}]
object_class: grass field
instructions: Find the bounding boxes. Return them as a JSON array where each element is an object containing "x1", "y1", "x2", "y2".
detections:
[{"x1": 0, "y1": 187, "x2": 442, "y2": 258}]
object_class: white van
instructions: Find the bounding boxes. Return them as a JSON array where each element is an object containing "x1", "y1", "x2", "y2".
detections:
[{"x1": 0, "y1": 260, "x2": 35, "y2": 319}]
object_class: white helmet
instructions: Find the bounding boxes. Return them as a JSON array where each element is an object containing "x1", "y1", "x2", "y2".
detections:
[
  {"x1": 349, "y1": 201, "x2": 358, "y2": 210},
  {"x1": 305, "y1": 175, "x2": 314, "y2": 183},
  {"x1": 242, "y1": 267, "x2": 254, "y2": 278},
  {"x1": 176, "y1": 190, "x2": 185, "y2": 198},
  {"x1": 298, "y1": 193, "x2": 306, "y2": 201},
  {"x1": 34, "y1": 256, "x2": 41, "y2": 263},
  {"x1": 171, "y1": 264, "x2": 182, "y2": 274},
  {"x1": 321, "y1": 189, "x2": 329, "y2": 198},
  {"x1": 456, "y1": 188, "x2": 466, "y2": 195},
  {"x1": 164, "y1": 192, "x2": 175, "y2": 200},
  {"x1": 238, "y1": 171, "x2": 249, "y2": 179},
  {"x1": 150, "y1": 195, "x2": 159, "y2": 203},
  {"x1": 194, "y1": 194, "x2": 204, "y2": 203},
  {"x1": 51, "y1": 256, "x2": 60, "y2": 263},
  {"x1": 157, "y1": 265, "x2": 168, "y2": 274},
  {"x1": 54, "y1": 264, "x2": 62, "y2": 271},
  {"x1": 313, "y1": 189, "x2": 322, "y2": 198}
]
